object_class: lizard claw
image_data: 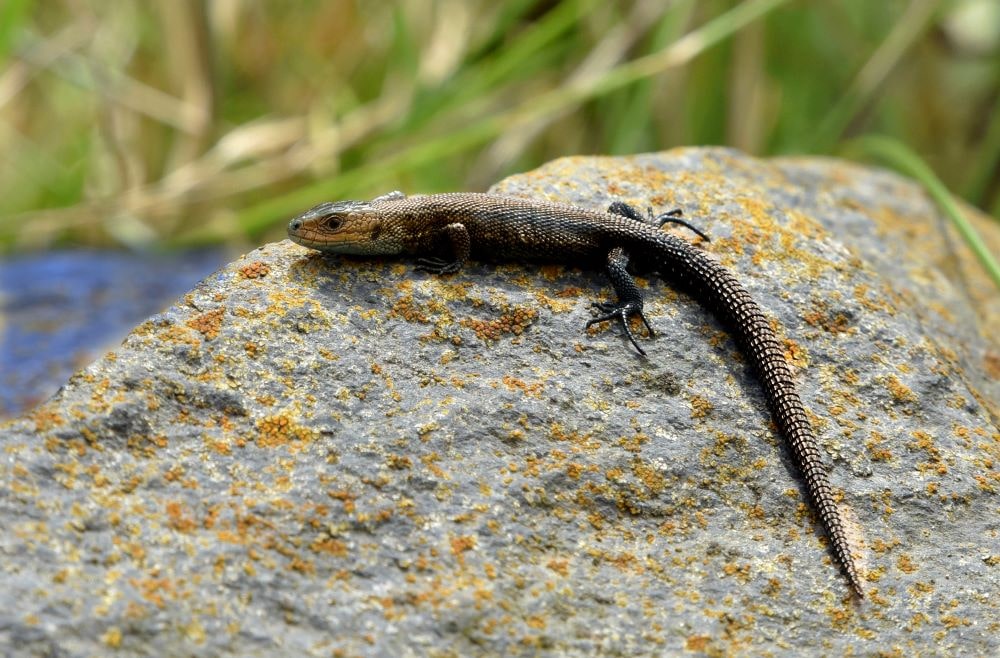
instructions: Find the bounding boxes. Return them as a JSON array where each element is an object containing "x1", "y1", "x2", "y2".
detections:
[
  {"x1": 586, "y1": 301, "x2": 654, "y2": 355},
  {"x1": 651, "y1": 208, "x2": 711, "y2": 241},
  {"x1": 415, "y1": 258, "x2": 461, "y2": 274}
]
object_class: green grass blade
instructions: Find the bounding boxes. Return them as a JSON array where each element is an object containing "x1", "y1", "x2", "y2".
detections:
[{"x1": 212, "y1": 0, "x2": 793, "y2": 246}]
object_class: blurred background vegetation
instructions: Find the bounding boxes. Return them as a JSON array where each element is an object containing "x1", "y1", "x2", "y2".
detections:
[{"x1": 1, "y1": 0, "x2": 999, "y2": 254}]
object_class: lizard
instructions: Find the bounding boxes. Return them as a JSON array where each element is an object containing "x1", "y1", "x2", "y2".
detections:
[{"x1": 286, "y1": 190, "x2": 865, "y2": 598}]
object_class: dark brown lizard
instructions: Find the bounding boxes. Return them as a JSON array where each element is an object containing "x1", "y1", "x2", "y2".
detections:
[{"x1": 286, "y1": 191, "x2": 864, "y2": 597}]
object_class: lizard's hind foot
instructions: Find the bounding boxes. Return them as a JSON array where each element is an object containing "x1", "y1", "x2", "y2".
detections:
[{"x1": 586, "y1": 301, "x2": 654, "y2": 356}]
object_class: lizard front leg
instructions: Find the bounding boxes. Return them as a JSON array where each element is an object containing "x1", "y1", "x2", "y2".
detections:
[{"x1": 415, "y1": 223, "x2": 471, "y2": 274}]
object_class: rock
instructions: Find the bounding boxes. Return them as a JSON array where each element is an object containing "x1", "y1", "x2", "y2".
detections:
[{"x1": 1, "y1": 148, "x2": 997, "y2": 656}]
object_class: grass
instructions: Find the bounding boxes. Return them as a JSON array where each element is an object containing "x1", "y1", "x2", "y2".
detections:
[{"x1": 0, "y1": 0, "x2": 998, "y2": 283}]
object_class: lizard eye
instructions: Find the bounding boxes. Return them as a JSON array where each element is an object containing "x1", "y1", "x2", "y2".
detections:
[{"x1": 322, "y1": 215, "x2": 344, "y2": 231}]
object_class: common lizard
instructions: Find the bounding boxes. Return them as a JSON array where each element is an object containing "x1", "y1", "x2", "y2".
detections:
[{"x1": 286, "y1": 191, "x2": 864, "y2": 598}]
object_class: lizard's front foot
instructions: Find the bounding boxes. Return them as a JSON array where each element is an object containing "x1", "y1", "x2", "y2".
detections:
[{"x1": 586, "y1": 301, "x2": 655, "y2": 356}]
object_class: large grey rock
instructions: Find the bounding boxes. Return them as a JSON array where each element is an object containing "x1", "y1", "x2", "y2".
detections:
[{"x1": 1, "y1": 149, "x2": 997, "y2": 656}]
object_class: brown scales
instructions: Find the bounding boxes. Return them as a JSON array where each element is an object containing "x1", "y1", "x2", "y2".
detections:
[{"x1": 287, "y1": 191, "x2": 865, "y2": 597}]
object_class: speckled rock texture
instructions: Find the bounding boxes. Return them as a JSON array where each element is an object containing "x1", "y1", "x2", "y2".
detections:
[{"x1": 2, "y1": 149, "x2": 998, "y2": 657}]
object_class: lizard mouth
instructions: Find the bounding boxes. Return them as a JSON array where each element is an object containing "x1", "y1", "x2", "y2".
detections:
[
  {"x1": 286, "y1": 224, "x2": 328, "y2": 248},
  {"x1": 286, "y1": 224, "x2": 391, "y2": 255}
]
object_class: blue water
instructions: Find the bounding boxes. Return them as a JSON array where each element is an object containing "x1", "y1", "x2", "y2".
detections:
[{"x1": 0, "y1": 249, "x2": 228, "y2": 418}]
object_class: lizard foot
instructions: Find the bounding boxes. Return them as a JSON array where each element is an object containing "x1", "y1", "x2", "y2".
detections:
[
  {"x1": 415, "y1": 257, "x2": 461, "y2": 275},
  {"x1": 651, "y1": 208, "x2": 711, "y2": 241},
  {"x1": 607, "y1": 201, "x2": 709, "y2": 241},
  {"x1": 586, "y1": 301, "x2": 654, "y2": 356}
]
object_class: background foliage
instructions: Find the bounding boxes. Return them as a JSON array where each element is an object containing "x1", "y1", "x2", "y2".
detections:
[{"x1": 1, "y1": 0, "x2": 998, "y2": 253}]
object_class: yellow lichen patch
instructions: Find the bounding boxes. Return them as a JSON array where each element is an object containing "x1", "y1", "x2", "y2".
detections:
[
  {"x1": 721, "y1": 561, "x2": 752, "y2": 583},
  {"x1": 255, "y1": 412, "x2": 318, "y2": 448},
  {"x1": 685, "y1": 635, "x2": 712, "y2": 652},
  {"x1": 689, "y1": 395, "x2": 713, "y2": 420},
  {"x1": 973, "y1": 472, "x2": 998, "y2": 494},
  {"x1": 165, "y1": 500, "x2": 197, "y2": 532},
  {"x1": 417, "y1": 423, "x2": 441, "y2": 440},
  {"x1": 532, "y1": 291, "x2": 576, "y2": 314},
  {"x1": 501, "y1": 375, "x2": 543, "y2": 398},
  {"x1": 288, "y1": 557, "x2": 315, "y2": 575},
  {"x1": 840, "y1": 368, "x2": 860, "y2": 386},
  {"x1": 310, "y1": 537, "x2": 348, "y2": 557},
  {"x1": 450, "y1": 535, "x2": 476, "y2": 565},
  {"x1": 740, "y1": 202, "x2": 837, "y2": 281},
  {"x1": 909, "y1": 430, "x2": 946, "y2": 475},
  {"x1": 100, "y1": 626, "x2": 123, "y2": 648},
  {"x1": 238, "y1": 261, "x2": 271, "y2": 279},
  {"x1": 865, "y1": 431, "x2": 893, "y2": 462},
  {"x1": 784, "y1": 209, "x2": 828, "y2": 242},
  {"x1": 783, "y1": 338, "x2": 809, "y2": 368},
  {"x1": 853, "y1": 283, "x2": 897, "y2": 315},
  {"x1": 546, "y1": 558, "x2": 570, "y2": 577},
  {"x1": 29, "y1": 407, "x2": 65, "y2": 432},
  {"x1": 387, "y1": 454, "x2": 413, "y2": 470},
  {"x1": 882, "y1": 375, "x2": 918, "y2": 404},
  {"x1": 630, "y1": 458, "x2": 665, "y2": 494},
  {"x1": 265, "y1": 286, "x2": 319, "y2": 320},
  {"x1": 940, "y1": 613, "x2": 972, "y2": 630},
  {"x1": 525, "y1": 615, "x2": 547, "y2": 631},
  {"x1": 616, "y1": 432, "x2": 649, "y2": 454},
  {"x1": 327, "y1": 489, "x2": 357, "y2": 514},
  {"x1": 156, "y1": 323, "x2": 203, "y2": 353},
  {"x1": 803, "y1": 304, "x2": 854, "y2": 335},
  {"x1": 186, "y1": 308, "x2": 225, "y2": 340}
]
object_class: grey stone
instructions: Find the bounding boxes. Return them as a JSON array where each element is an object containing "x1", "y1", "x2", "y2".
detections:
[{"x1": 1, "y1": 148, "x2": 998, "y2": 656}]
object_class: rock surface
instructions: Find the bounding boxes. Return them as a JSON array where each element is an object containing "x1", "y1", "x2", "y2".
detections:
[{"x1": 1, "y1": 149, "x2": 998, "y2": 656}]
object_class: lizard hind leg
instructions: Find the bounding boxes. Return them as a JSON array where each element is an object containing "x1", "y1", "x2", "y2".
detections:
[
  {"x1": 607, "y1": 201, "x2": 648, "y2": 222},
  {"x1": 585, "y1": 246, "x2": 654, "y2": 355},
  {"x1": 607, "y1": 200, "x2": 709, "y2": 241}
]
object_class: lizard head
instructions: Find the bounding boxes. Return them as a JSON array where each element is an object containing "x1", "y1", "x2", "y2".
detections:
[{"x1": 287, "y1": 200, "x2": 399, "y2": 254}]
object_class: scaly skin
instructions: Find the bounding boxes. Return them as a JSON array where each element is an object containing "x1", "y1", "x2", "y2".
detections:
[{"x1": 287, "y1": 191, "x2": 864, "y2": 597}]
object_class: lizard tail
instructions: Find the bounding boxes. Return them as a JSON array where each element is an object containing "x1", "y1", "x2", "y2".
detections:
[{"x1": 650, "y1": 234, "x2": 865, "y2": 598}]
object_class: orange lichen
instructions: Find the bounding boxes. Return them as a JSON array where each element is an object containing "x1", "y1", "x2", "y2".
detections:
[
  {"x1": 390, "y1": 294, "x2": 431, "y2": 323},
  {"x1": 501, "y1": 375, "x2": 543, "y2": 398},
  {"x1": 689, "y1": 395, "x2": 713, "y2": 419},
  {"x1": 30, "y1": 408, "x2": 65, "y2": 432},
  {"x1": 238, "y1": 261, "x2": 271, "y2": 279},
  {"x1": 186, "y1": 308, "x2": 225, "y2": 340},
  {"x1": 883, "y1": 375, "x2": 917, "y2": 404},
  {"x1": 255, "y1": 413, "x2": 318, "y2": 448},
  {"x1": 387, "y1": 454, "x2": 413, "y2": 470},
  {"x1": 865, "y1": 431, "x2": 893, "y2": 462},
  {"x1": 450, "y1": 535, "x2": 476, "y2": 565},
  {"x1": 461, "y1": 305, "x2": 538, "y2": 342},
  {"x1": 165, "y1": 501, "x2": 197, "y2": 532},
  {"x1": 546, "y1": 559, "x2": 570, "y2": 577}
]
